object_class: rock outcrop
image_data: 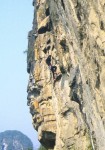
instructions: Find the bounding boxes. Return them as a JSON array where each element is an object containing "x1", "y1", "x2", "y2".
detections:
[{"x1": 27, "y1": 0, "x2": 105, "y2": 149}]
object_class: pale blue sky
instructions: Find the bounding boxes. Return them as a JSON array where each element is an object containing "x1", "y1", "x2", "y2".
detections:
[{"x1": 0, "y1": 0, "x2": 40, "y2": 149}]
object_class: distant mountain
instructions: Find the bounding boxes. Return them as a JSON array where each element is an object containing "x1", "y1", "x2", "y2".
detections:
[{"x1": 0, "y1": 130, "x2": 33, "y2": 150}]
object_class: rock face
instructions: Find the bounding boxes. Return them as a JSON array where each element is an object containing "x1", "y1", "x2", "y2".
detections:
[{"x1": 27, "y1": 0, "x2": 105, "y2": 149}]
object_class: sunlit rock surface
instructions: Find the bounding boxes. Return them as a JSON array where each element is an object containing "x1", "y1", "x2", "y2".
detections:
[{"x1": 27, "y1": 0, "x2": 105, "y2": 149}]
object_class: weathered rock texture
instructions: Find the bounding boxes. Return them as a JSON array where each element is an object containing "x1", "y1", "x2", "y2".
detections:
[{"x1": 27, "y1": 0, "x2": 105, "y2": 149}]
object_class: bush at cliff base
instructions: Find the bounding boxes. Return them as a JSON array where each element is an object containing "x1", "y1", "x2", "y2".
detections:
[{"x1": 38, "y1": 145, "x2": 47, "y2": 150}]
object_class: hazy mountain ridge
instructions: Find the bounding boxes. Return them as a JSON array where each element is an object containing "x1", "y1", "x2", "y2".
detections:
[{"x1": 0, "y1": 130, "x2": 33, "y2": 150}]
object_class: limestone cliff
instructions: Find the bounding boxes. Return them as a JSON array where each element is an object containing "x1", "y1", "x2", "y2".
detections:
[{"x1": 27, "y1": 0, "x2": 105, "y2": 149}]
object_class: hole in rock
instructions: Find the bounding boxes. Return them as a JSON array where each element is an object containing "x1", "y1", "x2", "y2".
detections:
[
  {"x1": 100, "y1": 21, "x2": 104, "y2": 30},
  {"x1": 47, "y1": 39, "x2": 51, "y2": 44},
  {"x1": 43, "y1": 45, "x2": 51, "y2": 54},
  {"x1": 60, "y1": 66, "x2": 66, "y2": 74},
  {"x1": 60, "y1": 39, "x2": 69, "y2": 52},
  {"x1": 40, "y1": 131, "x2": 56, "y2": 149},
  {"x1": 56, "y1": 74, "x2": 62, "y2": 81},
  {"x1": 38, "y1": 25, "x2": 51, "y2": 34}
]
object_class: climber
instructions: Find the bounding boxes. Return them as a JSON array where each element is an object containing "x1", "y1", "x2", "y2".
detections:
[
  {"x1": 51, "y1": 66, "x2": 57, "y2": 80},
  {"x1": 46, "y1": 55, "x2": 58, "y2": 80}
]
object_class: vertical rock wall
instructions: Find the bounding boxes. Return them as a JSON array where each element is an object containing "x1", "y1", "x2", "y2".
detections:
[{"x1": 27, "y1": 0, "x2": 105, "y2": 149}]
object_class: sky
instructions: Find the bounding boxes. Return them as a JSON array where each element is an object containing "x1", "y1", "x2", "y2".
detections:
[{"x1": 0, "y1": 0, "x2": 40, "y2": 149}]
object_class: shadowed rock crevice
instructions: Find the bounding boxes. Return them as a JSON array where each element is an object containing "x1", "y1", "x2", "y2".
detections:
[
  {"x1": 38, "y1": 24, "x2": 51, "y2": 34},
  {"x1": 46, "y1": 7, "x2": 50, "y2": 17},
  {"x1": 40, "y1": 131, "x2": 56, "y2": 149},
  {"x1": 61, "y1": 0, "x2": 65, "y2": 10}
]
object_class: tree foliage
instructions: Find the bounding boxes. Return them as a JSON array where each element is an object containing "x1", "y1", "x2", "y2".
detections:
[
  {"x1": 0, "y1": 130, "x2": 33, "y2": 150},
  {"x1": 38, "y1": 145, "x2": 47, "y2": 150}
]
